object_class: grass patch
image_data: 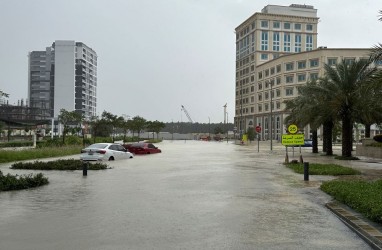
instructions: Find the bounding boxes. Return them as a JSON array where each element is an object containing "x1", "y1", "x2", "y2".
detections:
[
  {"x1": 286, "y1": 162, "x2": 360, "y2": 175},
  {"x1": 0, "y1": 170, "x2": 49, "y2": 191},
  {"x1": 321, "y1": 179, "x2": 382, "y2": 223},
  {"x1": 0, "y1": 146, "x2": 82, "y2": 163},
  {"x1": 11, "y1": 159, "x2": 107, "y2": 170}
]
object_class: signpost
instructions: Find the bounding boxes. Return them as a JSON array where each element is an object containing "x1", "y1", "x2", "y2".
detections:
[
  {"x1": 255, "y1": 126, "x2": 261, "y2": 152},
  {"x1": 283, "y1": 124, "x2": 304, "y2": 164}
]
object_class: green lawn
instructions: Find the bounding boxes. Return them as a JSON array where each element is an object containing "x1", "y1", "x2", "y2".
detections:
[
  {"x1": 0, "y1": 146, "x2": 82, "y2": 163},
  {"x1": 286, "y1": 162, "x2": 360, "y2": 176}
]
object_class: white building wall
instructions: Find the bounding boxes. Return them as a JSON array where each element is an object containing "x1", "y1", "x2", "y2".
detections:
[{"x1": 54, "y1": 40, "x2": 76, "y2": 118}]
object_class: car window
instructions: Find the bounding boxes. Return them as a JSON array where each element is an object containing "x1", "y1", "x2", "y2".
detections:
[
  {"x1": 148, "y1": 144, "x2": 155, "y2": 148},
  {"x1": 116, "y1": 145, "x2": 125, "y2": 151},
  {"x1": 88, "y1": 144, "x2": 108, "y2": 149},
  {"x1": 109, "y1": 145, "x2": 117, "y2": 151}
]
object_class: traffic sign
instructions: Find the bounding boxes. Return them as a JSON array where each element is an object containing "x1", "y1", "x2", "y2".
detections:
[
  {"x1": 287, "y1": 124, "x2": 298, "y2": 134},
  {"x1": 255, "y1": 125, "x2": 261, "y2": 133},
  {"x1": 282, "y1": 134, "x2": 304, "y2": 146}
]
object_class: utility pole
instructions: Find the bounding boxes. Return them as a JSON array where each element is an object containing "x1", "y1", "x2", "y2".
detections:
[{"x1": 270, "y1": 82, "x2": 273, "y2": 151}]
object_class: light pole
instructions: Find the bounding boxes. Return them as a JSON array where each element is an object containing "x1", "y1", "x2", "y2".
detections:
[
  {"x1": 270, "y1": 82, "x2": 273, "y2": 151},
  {"x1": 208, "y1": 116, "x2": 210, "y2": 140}
]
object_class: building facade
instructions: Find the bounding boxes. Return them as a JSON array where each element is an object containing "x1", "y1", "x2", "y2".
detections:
[
  {"x1": 234, "y1": 4, "x2": 378, "y2": 140},
  {"x1": 234, "y1": 4, "x2": 319, "y2": 137},
  {"x1": 28, "y1": 40, "x2": 97, "y2": 119}
]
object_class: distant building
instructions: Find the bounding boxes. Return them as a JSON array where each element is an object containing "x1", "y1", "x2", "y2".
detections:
[
  {"x1": 234, "y1": 4, "x2": 376, "y2": 140},
  {"x1": 28, "y1": 40, "x2": 97, "y2": 119}
]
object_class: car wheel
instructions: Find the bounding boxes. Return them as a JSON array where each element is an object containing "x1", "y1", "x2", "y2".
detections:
[{"x1": 108, "y1": 156, "x2": 115, "y2": 161}]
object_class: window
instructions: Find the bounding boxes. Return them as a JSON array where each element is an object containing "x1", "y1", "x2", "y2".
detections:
[
  {"x1": 251, "y1": 75, "x2": 254, "y2": 82},
  {"x1": 276, "y1": 64, "x2": 281, "y2": 73},
  {"x1": 251, "y1": 107, "x2": 254, "y2": 113},
  {"x1": 295, "y1": 34, "x2": 301, "y2": 52},
  {"x1": 344, "y1": 58, "x2": 355, "y2": 65},
  {"x1": 258, "y1": 82, "x2": 263, "y2": 90},
  {"x1": 328, "y1": 58, "x2": 337, "y2": 66},
  {"x1": 297, "y1": 74, "x2": 306, "y2": 82},
  {"x1": 265, "y1": 69, "x2": 269, "y2": 77},
  {"x1": 306, "y1": 35, "x2": 313, "y2": 51},
  {"x1": 261, "y1": 31, "x2": 268, "y2": 50},
  {"x1": 270, "y1": 67, "x2": 275, "y2": 75},
  {"x1": 286, "y1": 75, "x2": 294, "y2": 83},
  {"x1": 298, "y1": 61, "x2": 306, "y2": 69},
  {"x1": 310, "y1": 59, "x2": 319, "y2": 67},
  {"x1": 276, "y1": 89, "x2": 281, "y2": 97},
  {"x1": 258, "y1": 93, "x2": 262, "y2": 101},
  {"x1": 261, "y1": 20, "x2": 268, "y2": 28},
  {"x1": 310, "y1": 73, "x2": 318, "y2": 80},
  {"x1": 261, "y1": 54, "x2": 268, "y2": 60},
  {"x1": 294, "y1": 23, "x2": 301, "y2": 30},
  {"x1": 285, "y1": 62, "x2": 294, "y2": 71},
  {"x1": 258, "y1": 104, "x2": 262, "y2": 112},
  {"x1": 376, "y1": 60, "x2": 382, "y2": 66},
  {"x1": 286, "y1": 88, "x2": 294, "y2": 96},
  {"x1": 284, "y1": 22, "x2": 291, "y2": 29},
  {"x1": 258, "y1": 72, "x2": 263, "y2": 79},
  {"x1": 276, "y1": 77, "x2": 281, "y2": 85},
  {"x1": 306, "y1": 24, "x2": 313, "y2": 31},
  {"x1": 265, "y1": 92, "x2": 269, "y2": 100},
  {"x1": 251, "y1": 86, "x2": 254, "y2": 92},
  {"x1": 284, "y1": 33, "x2": 291, "y2": 52},
  {"x1": 265, "y1": 103, "x2": 269, "y2": 111},
  {"x1": 273, "y1": 32, "x2": 280, "y2": 51},
  {"x1": 273, "y1": 21, "x2": 280, "y2": 29}
]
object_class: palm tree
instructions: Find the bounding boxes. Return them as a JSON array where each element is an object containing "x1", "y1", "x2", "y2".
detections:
[
  {"x1": 321, "y1": 59, "x2": 378, "y2": 157},
  {"x1": 284, "y1": 80, "x2": 336, "y2": 155}
]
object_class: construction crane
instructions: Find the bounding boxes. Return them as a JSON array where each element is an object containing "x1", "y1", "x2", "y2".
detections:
[{"x1": 181, "y1": 105, "x2": 193, "y2": 123}]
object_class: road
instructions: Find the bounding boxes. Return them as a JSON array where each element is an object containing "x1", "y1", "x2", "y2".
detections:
[{"x1": 0, "y1": 140, "x2": 371, "y2": 249}]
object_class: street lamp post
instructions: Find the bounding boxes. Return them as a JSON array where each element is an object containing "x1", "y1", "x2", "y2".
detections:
[
  {"x1": 270, "y1": 82, "x2": 273, "y2": 151},
  {"x1": 208, "y1": 116, "x2": 210, "y2": 140}
]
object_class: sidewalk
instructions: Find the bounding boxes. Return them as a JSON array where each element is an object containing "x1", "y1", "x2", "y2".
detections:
[{"x1": 240, "y1": 140, "x2": 382, "y2": 249}]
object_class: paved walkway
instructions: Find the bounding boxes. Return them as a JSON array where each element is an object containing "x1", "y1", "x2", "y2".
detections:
[{"x1": 243, "y1": 140, "x2": 382, "y2": 249}]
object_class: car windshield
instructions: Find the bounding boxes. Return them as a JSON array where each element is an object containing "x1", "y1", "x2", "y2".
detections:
[
  {"x1": 87, "y1": 144, "x2": 108, "y2": 149},
  {"x1": 132, "y1": 143, "x2": 145, "y2": 147}
]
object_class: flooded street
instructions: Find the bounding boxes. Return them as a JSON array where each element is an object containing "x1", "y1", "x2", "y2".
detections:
[{"x1": 0, "y1": 140, "x2": 371, "y2": 249}]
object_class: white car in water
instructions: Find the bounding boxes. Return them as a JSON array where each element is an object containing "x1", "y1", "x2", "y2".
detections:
[{"x1": 80, "y1": 143, "x2": 133, "y2": 161}]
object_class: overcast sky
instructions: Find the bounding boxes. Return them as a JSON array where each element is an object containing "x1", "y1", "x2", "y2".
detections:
[{"x1": 0, "y1": 0, "x2": 381, "y2": 123}]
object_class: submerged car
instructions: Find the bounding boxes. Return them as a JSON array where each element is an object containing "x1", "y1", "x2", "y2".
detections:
[
  {"x1": 80, "y1": 143, "x2": 133, "y2": 161},
  {"x1": 123, "y1": 142, "x2": 161, "y2": 154}
]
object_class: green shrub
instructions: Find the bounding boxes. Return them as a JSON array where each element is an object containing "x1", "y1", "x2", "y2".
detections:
[
  {"x1": 11, "y1": 159, "x2": 108, "y2": 170},
  {"x1": 0, "y1": 141, "x2": 34, "y2": 148},
  {"x1": 368, "y1": 142, "x2": 382, "y2": 148},
  {"x1": 374, "y1": 134, "x2": 382, "y2": 143},
  {"x1": 0, "y1": 170, "x2": 49, "y2": 191},
  {"x1": 321, "y1": 179, "x2": 382, "y2": 223}
]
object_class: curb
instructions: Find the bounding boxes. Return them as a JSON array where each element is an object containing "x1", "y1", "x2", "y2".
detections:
[{"x1": 326, "y1": 201, "x2": 382, "y2": 250}]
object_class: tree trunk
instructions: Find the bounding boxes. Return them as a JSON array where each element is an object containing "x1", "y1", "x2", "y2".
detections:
[
  {"x1": 323, "y1": 120, "x2": 333, "y2": 156},
  {"x1": 365, "y1": 123, "x2": 371, "y2": 138},
  {"x1": 341, "y1": 115, "x2": 353, "y2": 157},
  {"x1": 312, "y1": 129, "x2": 318, "y2": 153}
]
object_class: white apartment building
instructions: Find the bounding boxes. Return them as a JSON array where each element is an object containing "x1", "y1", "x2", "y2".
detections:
[{"x1": 28, "y1": 40, "x2": 97, "y2": 119}]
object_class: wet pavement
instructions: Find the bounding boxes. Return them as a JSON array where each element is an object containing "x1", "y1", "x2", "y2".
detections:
[{"x1": 0, "y1": 140, "x2": 376, "y2": 249}]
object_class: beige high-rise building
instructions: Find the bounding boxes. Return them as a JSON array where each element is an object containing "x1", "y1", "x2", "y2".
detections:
[{"x1": 234, "y1": 4, "x2": 373, "y2": 140}]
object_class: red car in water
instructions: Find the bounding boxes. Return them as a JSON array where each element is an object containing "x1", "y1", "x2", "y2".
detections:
[{"x1": 123, "y1": 142, "x2": 162, "y2": 154}]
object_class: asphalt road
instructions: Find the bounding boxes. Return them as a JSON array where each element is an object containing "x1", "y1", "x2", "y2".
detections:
[{"x1": 0, "y1": 140, "x2": 371, "y2": 249}]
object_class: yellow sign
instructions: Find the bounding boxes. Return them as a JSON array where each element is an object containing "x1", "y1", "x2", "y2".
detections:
[
  {"x1": 288, "y1": 124, "x2": 298, "y2": 134},
  {"x1": 282, "y1": 134, "x2": 304, "y2": 146}
]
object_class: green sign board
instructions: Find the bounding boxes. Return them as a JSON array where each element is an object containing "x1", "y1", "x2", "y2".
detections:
[{"x1": 282, "y1": 134, "x2": 305, "y2": 146}]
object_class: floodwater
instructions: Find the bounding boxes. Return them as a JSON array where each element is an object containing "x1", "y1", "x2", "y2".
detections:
[{"x1": 0, "y1": 140, "x2": 371, "y2": 250}]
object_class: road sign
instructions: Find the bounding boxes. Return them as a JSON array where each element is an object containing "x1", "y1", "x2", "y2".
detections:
[
  {"x1": 282, "y1": 134, "x2": 304, "y2": 146},
  {"x1": 287, "y1": 124, "x2": 298, "y2": 134},
  {"x1": 255, "y1": 125, "x2": 261, "y2": 133}
]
